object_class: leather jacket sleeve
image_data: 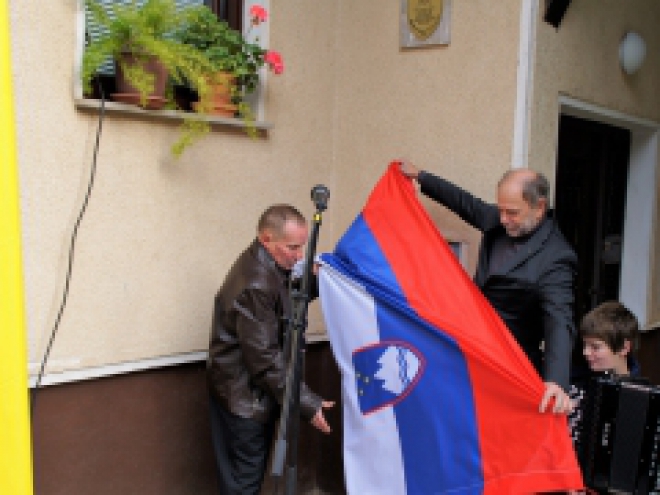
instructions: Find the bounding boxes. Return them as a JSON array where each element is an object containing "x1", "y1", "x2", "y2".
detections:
[{"x1": 234, "y1": 285, "x2": 322, "y2": 420}]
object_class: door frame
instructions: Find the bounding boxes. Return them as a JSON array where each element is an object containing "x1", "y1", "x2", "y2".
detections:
[{"x1": 558, "y1": 95, "x2": 659, "y2": 329}]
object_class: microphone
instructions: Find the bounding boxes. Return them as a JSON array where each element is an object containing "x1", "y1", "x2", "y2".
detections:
[{"x1": 311, "y1": 185, "x2": 330, "y2": 212}]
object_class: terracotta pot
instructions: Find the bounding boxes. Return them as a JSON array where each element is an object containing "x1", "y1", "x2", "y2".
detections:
[
  {"x1": 192, "y1": 101, "x2": 237, "y2": 118},
  {"x1": 113, "y1": 52, "x2": 168, "y2": 105},
  {"x1": 192, "y1": 71, "x2": 239, "y2": 117},
  {"x1": 206, "y1": 71, "x2": 236, "y2": 106}
]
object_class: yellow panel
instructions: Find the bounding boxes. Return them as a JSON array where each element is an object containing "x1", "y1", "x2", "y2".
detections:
[{"x1": 0, "y1": 0, "x2": 34, "y2": 493}]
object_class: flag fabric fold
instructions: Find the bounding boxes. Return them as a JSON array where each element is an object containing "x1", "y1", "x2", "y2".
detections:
[{"x1": 319, "y1": 163, "x2": 583, "y2": 494}]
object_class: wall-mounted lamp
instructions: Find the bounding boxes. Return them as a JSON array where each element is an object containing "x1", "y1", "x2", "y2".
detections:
[{"x1": 619, "y1": 31, "x2": 646, "y2": 75}]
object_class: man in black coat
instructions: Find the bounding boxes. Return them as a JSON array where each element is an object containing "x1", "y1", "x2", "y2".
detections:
[{"x1": 399, "y1": 161, "x2": 576, "y2": 414}]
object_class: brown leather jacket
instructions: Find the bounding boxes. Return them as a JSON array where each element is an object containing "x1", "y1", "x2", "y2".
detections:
[{"x1": 207, "y1": 239, "x2": 322, "y2": 423}]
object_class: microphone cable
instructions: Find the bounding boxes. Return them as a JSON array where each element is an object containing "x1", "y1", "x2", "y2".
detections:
[{"x1": 30, "y1": 80, "x2": 106, "y2": 418}]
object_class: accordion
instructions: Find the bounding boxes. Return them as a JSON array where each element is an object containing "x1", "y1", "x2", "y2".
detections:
[{"x1": 573, "y1": 373, "x2": 660, "y2": 494}]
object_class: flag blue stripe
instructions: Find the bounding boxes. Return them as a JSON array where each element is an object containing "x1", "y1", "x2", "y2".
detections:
[
  {"x1": 376, "y1": 301, "x2": 484, "y2": 494},
  {"x1": 323, "y1": 216, "x2": 484, "y2": 494}
]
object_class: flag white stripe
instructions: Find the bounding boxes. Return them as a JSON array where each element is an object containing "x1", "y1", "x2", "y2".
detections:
[{"x1": 319, "y1": 264, "x2": 407, "y2": 495}]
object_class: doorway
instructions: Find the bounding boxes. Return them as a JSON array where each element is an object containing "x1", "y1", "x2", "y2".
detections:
[
  {"x1": 553, "y1": 98, "x2": 659, "y2": 378},
  {"x1": 554, "y1": 114, "x2": 632, "y2": 377},
  {"x1": 554, "y1": 114, "x2": 631, "y2": 323}
]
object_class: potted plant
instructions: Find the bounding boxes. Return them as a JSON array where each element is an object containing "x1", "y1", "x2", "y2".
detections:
[
  {"x1": 175, "y1": 4, "x2": 284, "y2": 125},
  {"x1": 82, "y1": 0, "x2": 213, "y2": 108},
  {"x1": 81, "y1": 0, "x2": 232, "y2": 156}
]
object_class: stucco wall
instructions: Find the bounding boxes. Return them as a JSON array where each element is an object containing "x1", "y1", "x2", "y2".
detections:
[
  {"x1": 531, "y1": 0, "x2": 660, "y2": 179},
  {"x1": 12, "y1": 0, "x2": 523, "y2": 375},
  {"x1": 530, "y1": 0, "x2": 660, "y2": 325},
  {"x1": 331, "y1": 0, "x2": 523, "y2": 277},
  {"x1": 12, "y1": 0, "x2": 340, "y2": 374}
]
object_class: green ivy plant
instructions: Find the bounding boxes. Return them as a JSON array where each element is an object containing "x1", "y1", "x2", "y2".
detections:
[
  {"x1": 82, "y1": 0, "x2": 213, "y2": 102},
  {"x1": 82, "y1": 1, "x2": 283, "y2": 156},
  {"x1": 174, "y1": 4, "x2": 283, "y2": 137},
  {"x1": 82, "y1": 0, "x2": 217, "y2": 156},
  {"x1": 175, "y1": 5, "x2": 267, "y2": 95}
]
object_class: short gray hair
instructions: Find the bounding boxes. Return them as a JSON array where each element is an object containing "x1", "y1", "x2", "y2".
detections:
[{"x1": 257, "y1": 204, "x2": 306, "y2": 237}]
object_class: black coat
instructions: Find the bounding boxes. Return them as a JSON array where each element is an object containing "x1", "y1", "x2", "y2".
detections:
[{"x1": 418, "y1": 172, "x2": 577, "y2": 390}]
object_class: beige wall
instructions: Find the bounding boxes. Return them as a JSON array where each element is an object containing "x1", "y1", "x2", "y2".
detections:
[
  {"x1": 12, "y1": 0, "x2": 529, "y2": 375},
  {"x1": 332, "y1": 0, "x2": 523, "y2": 276},
  {"x1": 12, "y1": 0, "x2": 341, "y2": 374},
  {"x1": 530, "y1": 0, "x2": 660, "y2": 325}
]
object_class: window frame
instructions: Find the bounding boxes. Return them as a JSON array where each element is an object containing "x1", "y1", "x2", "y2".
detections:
[{"x1": 73, "y1": 0, "x2": 272, "y2": 128}]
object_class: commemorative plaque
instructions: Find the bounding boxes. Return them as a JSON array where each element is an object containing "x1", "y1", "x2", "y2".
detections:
[{"x1": 400, "y1": 0, "x2": 451, "y2": 48}]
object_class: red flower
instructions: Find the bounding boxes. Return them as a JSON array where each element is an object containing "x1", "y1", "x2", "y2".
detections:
[
  {"x1": 264, "y1": 50, "x2": 284, "y2": 74},
  {"x1": 250, "y1": 5, "x2": 268, "y2": 25}
]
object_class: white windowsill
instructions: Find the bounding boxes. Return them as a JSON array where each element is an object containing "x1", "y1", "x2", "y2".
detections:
[{"x1": 74, "y1": 97, "x2": 273, "y2": 131}]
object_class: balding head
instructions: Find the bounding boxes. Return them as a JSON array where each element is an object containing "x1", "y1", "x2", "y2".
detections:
[
  {"x1": 498, "y1": 168, "x2": 550, "y2": 209},
  {"x1": 496, "y1": 168, "x2": 549, "y2": 237}
]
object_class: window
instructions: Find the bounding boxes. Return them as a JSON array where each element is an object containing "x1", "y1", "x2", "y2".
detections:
[
  {"x1": 83, "y1": 0, "x2": 238, "y2": 98},
  {"x1": 208, "y1": 0, "x2": 243, "y2": 30},
  {"x1": 448, "y1": 241, "x2": 467, "y2": 268},
  {"x1": 76, "y1": 0, "x2": 271, "y2": 124}
]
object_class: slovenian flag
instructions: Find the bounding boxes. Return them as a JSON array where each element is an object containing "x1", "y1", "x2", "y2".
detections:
[{"x1": 318, "y1": 163, "x2": 583, "y2": 494}]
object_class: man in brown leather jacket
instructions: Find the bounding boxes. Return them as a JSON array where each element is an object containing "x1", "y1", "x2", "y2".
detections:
[{"x1": 207, "y1": 204, "x2": 333, "y2": 495}]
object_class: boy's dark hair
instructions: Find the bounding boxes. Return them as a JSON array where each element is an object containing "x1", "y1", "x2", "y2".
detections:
[{"x1": 579, "y1": 301, "x2": 640, "y2": 353}]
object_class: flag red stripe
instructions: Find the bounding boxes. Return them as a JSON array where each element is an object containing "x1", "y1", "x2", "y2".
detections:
[{"x1": 362, "y1": 163, "x2": 583, "y2": 492}]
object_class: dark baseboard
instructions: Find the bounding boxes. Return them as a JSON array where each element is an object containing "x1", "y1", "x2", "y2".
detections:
[{"x1": 31, "y1": 342, "x2": 345, "y2": 495}]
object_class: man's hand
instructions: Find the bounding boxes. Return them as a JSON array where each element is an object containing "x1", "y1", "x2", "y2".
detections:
[
  {"x1": 539, "y1": 381, "x2": 573, "y2": 414},
  {"x1": 310, "y1": 401, "x2": 335, "y2": 433},
  {"x1": 397, "y1": 159, "x2": 420, "y2": 180}
]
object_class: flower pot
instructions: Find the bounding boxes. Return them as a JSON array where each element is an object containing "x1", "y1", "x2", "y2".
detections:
[
  {"x1": 112, "y1": 51, "x2": 168, "y2": 108},
  {"x1": 207, "y1": 71, "x2": 235, "y2": 105},
  {"x1": 192, "y1": 101, "x2": 237, "y2": 117},
  {"x1": 193, "y1": 71, "x2": 238, "y2": 117}
]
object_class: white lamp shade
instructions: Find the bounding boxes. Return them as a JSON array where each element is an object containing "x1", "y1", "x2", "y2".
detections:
[{"x1": 619, "y1": 31, "x2": 646, "y2": 75}]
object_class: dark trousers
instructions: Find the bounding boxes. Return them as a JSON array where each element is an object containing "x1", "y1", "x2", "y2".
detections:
[{"x1": 209, "y1": 394, "x2": 275, "y2": 495}]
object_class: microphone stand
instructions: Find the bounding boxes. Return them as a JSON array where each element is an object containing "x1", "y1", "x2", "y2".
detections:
[{"x1": 271, "y1": 185, "x2": 329, "y2": 495}]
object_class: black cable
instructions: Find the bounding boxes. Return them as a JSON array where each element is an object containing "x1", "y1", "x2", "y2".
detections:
[{"x1": 30, "y1": 82, "x2": 106, "y2": 417}]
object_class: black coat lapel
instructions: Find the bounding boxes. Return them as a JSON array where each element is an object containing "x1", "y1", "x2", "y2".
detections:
[{"x1": 478, "y1": 216, "x2": 554, "y2": 285}]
